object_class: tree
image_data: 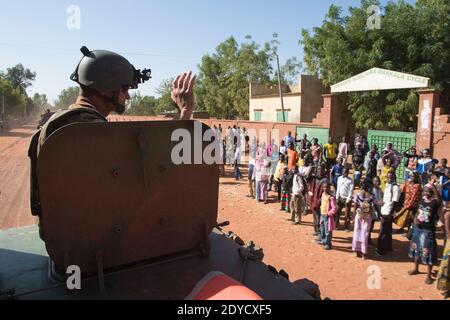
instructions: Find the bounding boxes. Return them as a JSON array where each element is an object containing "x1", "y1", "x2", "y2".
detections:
[
  {"x1": 300, "y1": 0, "x2": 450, "y2": 130},
  {"x1": 4, "y1": 64, "x2": 36, "y2": 94},
  {"x1": 155, "y1": 78, "x2": 175, "y2": 114},
  {"x1": 196, "y1": 36, "x2": 273, "y2": 119},
  {"x1": 196, "y1": 35, "x2": 302, "y2": 119},
  {"x1": 0, "y1": 78, "x2": 27, "y2": 116},
  {"x1": 54, "y1": 87, "x2": 80, "y2": 110},
  {"x1": 126, "y1": 92, "x2": 158, "y2": 116},
  {"x1": 270, "y1": 33, "x2": 303, "y2": 85},
  {"x1": 31, "y1": 93, "x2": 50, "y2": 115}
]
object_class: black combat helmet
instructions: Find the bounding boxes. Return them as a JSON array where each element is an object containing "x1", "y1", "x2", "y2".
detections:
[{"x1": 70, "y1": 46, "x2": 151, "y2": 92}]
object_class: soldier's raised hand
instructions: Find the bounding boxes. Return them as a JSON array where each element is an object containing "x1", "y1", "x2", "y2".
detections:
[{"x1": 172, "y1": 71, "x2": 196, "y2": 120}]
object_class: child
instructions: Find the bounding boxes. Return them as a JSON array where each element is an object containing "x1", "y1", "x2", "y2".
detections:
[
  {"x1": 318, "y1": 181, "x2": 337, "y2": 250},
  {"x1": 417, "y1": 149, "x2": 435, "y2": 186},
  {"x1": 369, "y1": 176, "x2": 383, "y2": 245},
  {"x1": 380, "y1": 158, "x2": 395, "y2": 192},
  {"x1": 281, "y1": 167, "x2": 293, "y2": 213},
  {"x1": 331, "y1": 157, "x2": 344, "y2": 190},
  {"x1": 353, "y1": 162, "x2": 364, "y2": 189},
  {"x1": 273, "y1": 154, "x2": 287, "y2": 202},
  {"x1": 290, "y1": 166, "x2": 306, "y2": 225},
  {"x1": 440, "y1": 167, "x2": 450, "y2": 209}
]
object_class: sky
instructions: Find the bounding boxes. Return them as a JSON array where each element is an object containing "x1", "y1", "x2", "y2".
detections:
[{"x1": 0, "y1": 0, "x2": 414, "y2": 104}]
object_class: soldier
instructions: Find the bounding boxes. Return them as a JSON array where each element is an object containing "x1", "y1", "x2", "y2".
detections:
[{"x1": 28, "y1": 46, "x2": 196, "y2": 239}]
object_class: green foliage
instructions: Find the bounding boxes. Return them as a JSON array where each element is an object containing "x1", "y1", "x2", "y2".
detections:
[
  {"x1": 300, "y1": 0, "x2": 450, "y2": 130},
  {"x1": 0, "y1": 78, "x2": 27, "y2": 116},
  {"x1": 125, "y1": 92, "x2": 158, "y2": 116},
  {"x1": 155, "y1": 78, "x2": 175, "y2": 114},
  {"x1": 54, "y1": 87, "x2": 79, "y2": 110},
  {"x1": 30, "y1": 93, "x2": 50, "y2": 116},
  {"x1": 196, "y1": 35, "x2": 300, "y2": 119},
  {"x1": 0, "y1": 64, "x2": 38, "y2": 117},
  {"x1": 4, "y1": 64, "x2": 36, "y2": 94}
]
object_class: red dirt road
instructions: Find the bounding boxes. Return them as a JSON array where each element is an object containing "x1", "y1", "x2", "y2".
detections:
[
  {"x1": 0, "y1": 122, "x2": 445, "y2": 300},
  {"x1": 0, "y1": 123, "x2": 37, "y2": 229}
]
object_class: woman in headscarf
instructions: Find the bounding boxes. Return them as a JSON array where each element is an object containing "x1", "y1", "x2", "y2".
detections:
[
  {"x1": 394, "y1": 172, "x2": 422, "y2": 236},
  {"x1": 408, "y1": 186, "x2": 440, "y2": 285},
  {"x1": 254, "y1": 143, "x2": 266, "y2": 201}
]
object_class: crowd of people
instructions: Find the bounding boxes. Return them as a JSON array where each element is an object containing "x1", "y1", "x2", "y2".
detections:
[{"x1": 219, "y1": 128, "x2": 450, "y2": 298}]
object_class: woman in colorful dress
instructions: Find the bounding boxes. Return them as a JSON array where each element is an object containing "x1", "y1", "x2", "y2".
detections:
[
  {"x1": 408, "y1": 186, "x2": 440, "y2": 285},
  {"x1": 437, "y1": 206, "x2": 450, "y2": 298},
  {"x1": 352, "y1": 179, "x2": 374, "y2": 259},
  {"x1": 394, "y1": 172, "x2": 421, "y2": 236}
]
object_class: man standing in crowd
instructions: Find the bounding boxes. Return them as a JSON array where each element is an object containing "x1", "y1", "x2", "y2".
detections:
[
  {"x1": 338, "y1": 136, "x2": 349, "y2": 166},
  {"x1": 377, "y1": 171, "x2": 401, "y2": 256},
  {"x1": 324, "y1": 137, "x2": 338, "y2": 173},
  {"x1": 335, "y1": 167, "x2": 354, "y2": 232},
  {"x1": 284, "y1": 131, "x2": 295, "y2": 149},
  {"x1": 291, "y1": 166, "x2": 306, "y2": 225},
  {"x1": 287, "y1": 142, "x2": 299, "y2": 171},
  {"x1": 384, "y1": 142, "x2": 403, "y2": 169}
]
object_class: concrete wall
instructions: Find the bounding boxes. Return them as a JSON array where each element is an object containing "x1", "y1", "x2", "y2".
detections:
[
  {"x1": 109, "y1": 115, "x2": 325, "y2": 147},
  {"x1": 249, "y1": 95, "x2": 301, "y2": 122},
  {"x1": 249, "y1": 75, "x2": 325, "y2": 123},
  {"x1": 250, "y1": 83, "x2": 291, "y2": 97},
  {"x1": 416, "y1": 90, "x2": 450, "y2": 160},
  {"x1": 299, "y1": 75, "x2": 326, "y2": 123},
  {"x1": 432, "y1": 107, "x2": 450, "y2": 160}
]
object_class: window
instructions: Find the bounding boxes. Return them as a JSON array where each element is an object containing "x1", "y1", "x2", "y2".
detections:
[
  {"x1": 276, "y1": 110, "x2": 289, "y2": 122},
  {"x1": 254, "y1": 111, "x2": 262, "y2": 121}
]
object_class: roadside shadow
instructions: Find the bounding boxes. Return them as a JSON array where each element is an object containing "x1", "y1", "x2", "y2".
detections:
[
  {"x1": 0, "y1": 131, "x2": 34, "y2": 138},
  {"x1": 219, "y1": 182, "x2": 241, "y2": 186}
]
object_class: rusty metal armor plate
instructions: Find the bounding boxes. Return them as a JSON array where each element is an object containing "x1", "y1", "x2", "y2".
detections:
[{"x1": 37, "y1": 121, "x2": 219, "y2": 275}]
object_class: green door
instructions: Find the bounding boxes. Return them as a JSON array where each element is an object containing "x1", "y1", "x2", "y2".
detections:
[
  {"x1": 367, "y1": 130, "x2": 416, "y2": 184},
  {"x1": 296, "y1": 127, "x2": 330, "y2": 147}
]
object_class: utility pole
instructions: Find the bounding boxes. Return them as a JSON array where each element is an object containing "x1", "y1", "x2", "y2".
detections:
[{"x1": 276, "y1": 54, "x2": 286, "y2": 123}]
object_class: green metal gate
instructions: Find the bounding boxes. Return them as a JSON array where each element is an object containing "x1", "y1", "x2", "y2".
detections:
[
  {"x1": 367, "y1": 130, "x2": 416, "y2": 184},
  {"x1": 296, "y1": 127, "x2": 330, "y2": 147}
]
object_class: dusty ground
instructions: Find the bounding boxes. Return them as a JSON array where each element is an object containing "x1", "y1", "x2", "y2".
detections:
[
  {"x1": 0, "y1": 122, "x2": 445, "y2": 300},
  {"x1": 0, "y1": 123, "x2": 38, "y2": 229}
]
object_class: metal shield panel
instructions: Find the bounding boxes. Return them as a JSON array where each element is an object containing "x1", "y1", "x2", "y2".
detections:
[{"x1": 37, "y1": 121, "x2": 219, "y2": 275}]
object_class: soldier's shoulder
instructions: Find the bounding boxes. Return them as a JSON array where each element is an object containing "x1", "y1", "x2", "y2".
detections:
[{"x1": 38, "y1": 105, "x2": 107, "y2": 146}]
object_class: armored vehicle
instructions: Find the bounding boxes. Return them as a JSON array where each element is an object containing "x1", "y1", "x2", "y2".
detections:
[{"x1": 0, "y1": 120, "x2": 319, "y2": 300}]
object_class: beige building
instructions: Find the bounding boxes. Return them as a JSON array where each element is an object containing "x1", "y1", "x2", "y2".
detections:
[{"x1": 249, "y1": 75, "x2": 325, "y2": 123}]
